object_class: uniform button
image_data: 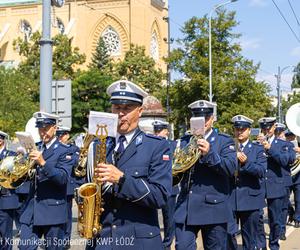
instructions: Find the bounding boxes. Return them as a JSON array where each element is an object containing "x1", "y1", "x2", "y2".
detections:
[
  {"x1": 126, "y1": 197, "x2": 130, "y2": 200},
  {"x1": 189, "y1": 191, "x2": 193, "y2": 194},
  {"x1": 113, "y1": 209, "x2": 117, "y2": 213},
  {"x1": 214, "y1": 200, "x2": 217, "y2": 203},
  {"x1": 112, "y1": 225, "x2": 117, "y2": 229},
  {"x1": 266, "y1": 169, "x2": 268, "y2": 172},
  {"x1": 149, "y1": 232, "x2": 153, "y2": 236},
  {"x1": 265, "y1": 177, "x2": 268, "y2": 180},
  {"x1": 190, "y1": 180, "x2": 194, "y2": 184},
  {"x1": 135, "y1": 171, "x2": 139, "y2": 175}
]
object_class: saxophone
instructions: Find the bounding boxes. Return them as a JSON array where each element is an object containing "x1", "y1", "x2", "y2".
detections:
[
  {"x1": 75, "y1": 125, "x2": 107, "y2": 239},
  {"x1": 74, "y1": 133, "x2": 95, "y2": 177}
]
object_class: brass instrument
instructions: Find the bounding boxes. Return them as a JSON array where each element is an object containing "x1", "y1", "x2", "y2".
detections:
[
  {"x1": 74, "y1": 133, "x2": 95, "y2": 177},
  {"x1": 0, "y1": 151, "x2": 36, "y2": 189},
  {"x1": 75, "y1": 125, "x2": 106, "y2": 239},
  {"x1": 286, "y1": 103, "x2": 300, "y2": 176},
  {"x1": 172, "y1": 135, "x2": 202, "y2": 185}
]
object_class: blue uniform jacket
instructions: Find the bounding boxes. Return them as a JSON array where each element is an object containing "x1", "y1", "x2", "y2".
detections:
[
  {"x1": 232, "y1": 141, "x2": 267, "y2": 211},
  {"x1": 168, "y1": 139, "x2": 180, "y2": 195},
  {"x1": 65, "y1": 144, "x2": 85, "y2": 196},
  {"x1": 20, "y1": 139, "x2": 73, "y2": 226},
  {"x1": 174, "y1": 130, "x2": 237, "y2": 225},
  {"x1": 0, "y1": 148, "x2": 20, "y2": 210},
  {"x1": 93, "y1": 128, "x2": 172, "y2": 244},
  {"x1": 265, "y1": 138, "x2": 296, "y2": 199},
  {"x1": 281, "y1": 140, "x2": 295, "y2": 187}
]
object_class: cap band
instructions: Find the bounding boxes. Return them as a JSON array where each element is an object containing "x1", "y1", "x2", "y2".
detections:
[
  {"x1": 111, "y1": 91, "x2": 143, "y2": 104},
  {"x1": 233, "y1": 121, "x2": 251, "y2": 128},
  {"x1": 191, "y1": 108, "x2": 214, "y2": 117}
]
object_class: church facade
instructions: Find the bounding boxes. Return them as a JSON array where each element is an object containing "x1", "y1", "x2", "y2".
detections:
[{"x1": 0, "y1": 0, "x2": 168, "y2": 70}]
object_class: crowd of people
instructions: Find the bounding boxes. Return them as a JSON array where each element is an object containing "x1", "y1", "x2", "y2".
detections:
[{"x1": 0, "y1": 79, "x2": 299, "y2": 250}]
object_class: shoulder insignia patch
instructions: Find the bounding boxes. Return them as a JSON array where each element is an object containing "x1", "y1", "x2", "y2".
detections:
[
  {"x1": 229, "y1": 145, "x2": 235, "y2": 150},
  {"x1": 136, "y1": 135, "x2": 143, "y2": 145}
]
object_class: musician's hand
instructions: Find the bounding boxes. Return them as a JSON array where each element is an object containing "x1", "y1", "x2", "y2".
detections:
[
  {"x1": 237, "y1": 152, "x2": 247, "y2": 165},
  {"x1": 29, "y1": 150, "x2": 45, "y2": 166},
  {"x1": 262, "y1": 141, "x2": 271, "y2": 150},
  {"x1": 257, "y1": 134, "x2": 266, "y2": 144},
  {"x1": 94, "y1": 163, "x2": 124, "y2": 184},
  {"x1": 294, "y1": 147, "x2": 300, "y2": 153},
  {"x1": 197, "y1": 139, "x2": 210, "y2": 156}
]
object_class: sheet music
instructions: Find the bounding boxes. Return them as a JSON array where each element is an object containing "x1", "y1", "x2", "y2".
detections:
[
  {"x1": 190, "y1": 117, "x2": 205, "y2": 136},
  {"x1": 15, "y1": 132, "x2": 37, "y2": 152},
  {"x1": 88, "y1": 111, "x2": 118, "y2": 137}
]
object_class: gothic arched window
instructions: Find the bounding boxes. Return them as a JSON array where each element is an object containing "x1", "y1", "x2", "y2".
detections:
[
  {"x1": 56, "y1": 18, "x2": 65, "y2": 34},
  {"x1": 101, "y1": 26, "x2": 121, "y2": 56},
  {"x1": 150, "y1": 32, "x2": 159, "y2": 61},
  {"x1": 19, "y1": 20, "x2": 32, "y2": 41}
]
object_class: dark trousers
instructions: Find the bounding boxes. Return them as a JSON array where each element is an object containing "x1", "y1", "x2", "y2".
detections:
[
  {"x1": 64, "y1": 196, "x2": 73, "y2": 241},
  {"x1": 0, "y1": 209, "x2": 14, "y2": 250},
  {"x1": 255, "y1": 209, "x2": 266, "y2": 249},
  {"x1": 175, "y1": 223, "x2": 227, "y2": 250},
  {"x1": 290, "y1": 183, "x2": 300, "y2": 222},
  {"x1": 280, "y1": 187, "x2": 290, "y2": 235},
  {"x1": 162, "y1": 195, "x2": 176, "y2": 249},
  {"x1": 267, "y1": 197, "x2": 284, "y2": 250},
  {"x1": 19, "y1": 223, "x2": 65, "y2": 250}
]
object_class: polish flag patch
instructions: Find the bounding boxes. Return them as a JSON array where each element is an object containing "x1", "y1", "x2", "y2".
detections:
[{"x1": 163, "y1": 155, "x2": 170, "y2": 161}]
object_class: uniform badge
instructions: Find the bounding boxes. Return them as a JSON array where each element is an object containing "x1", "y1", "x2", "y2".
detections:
[
  {"x1": 66, "y1": 155, "x2": 72, "y2": 160},
  {"x1": 136, "y1": 135, "x2": 143, "y2": 145},
  {"x1": 163, "y1": 155, "x2": 170, "y2": 161},
  {"x1": 210, "y1": 137, "x2": 215, "y2": 142},
  {"x1": 249, "y1": 144, "x2": 252, "y2": 148},
  {"x1": 54, "y1": 144, "x2": 58, "y2": 149},
  {"x1": 229, "y1": 145, "x2": 235, "y2": 150}
]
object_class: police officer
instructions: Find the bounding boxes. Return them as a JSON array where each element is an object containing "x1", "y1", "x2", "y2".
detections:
[
  {"x1": 0, "y1": 131, "x2": 20, "y2": 250},
  {"x1": 230, "y1": 115, "x2": 267, "y2": 249},
  {"x1": 56, "y1": 126, "x2": 82, "y2": 249},
  {"x1": 87, "y1": 80, "x2": 172, "y2": 250},
  {"x1": 257, "y1": 117, "x2": 296, "y2": 250},
  {"x1": 18, "y1": 112, "x2": 74, "y2": 250},
  {"x1": 174, "y1": 100, "x2": 237, "y2": 250},
  {"x1": 274, "y1": 123, "x2": 294, "y2": 240},
  {"x1": 285, "y1": 129, "x2": 300, "y2": 228},
  {"x1": 152, "y1": 120, "x2": 178, "y2": 250}
]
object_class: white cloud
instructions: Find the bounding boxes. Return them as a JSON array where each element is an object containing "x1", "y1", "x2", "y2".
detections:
[
  {"x1": 249, "y1": 0, "x2": 268, "y2": 7},
  {"x1": 290, "y1": 47, "x2": 300, "y2": 57},
  {"x1": 239, "y1": 38, "x2": 261, "y2": 50}
]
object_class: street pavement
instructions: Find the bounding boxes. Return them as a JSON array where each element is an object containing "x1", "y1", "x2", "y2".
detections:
[{"x1": 11, "y1": 201, "x2": 300, "y2": 249}]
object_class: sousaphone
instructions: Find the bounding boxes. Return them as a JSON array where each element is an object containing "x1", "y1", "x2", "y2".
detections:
[{"x1": 286, "y1": 103, "x2": 300, "y2": 176}]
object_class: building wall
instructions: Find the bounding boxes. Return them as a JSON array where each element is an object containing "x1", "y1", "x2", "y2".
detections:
[{"x1": 0, "y1": 0, "x2": 168, "y2": 70}]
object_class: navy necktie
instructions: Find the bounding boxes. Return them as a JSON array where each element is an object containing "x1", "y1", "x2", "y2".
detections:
[
  {"x1": 239, "y1": 144, "x2": 244, "y2": 152},
  {"x1": 117, "y1": 135, "x2": 126, "y2": 154}
]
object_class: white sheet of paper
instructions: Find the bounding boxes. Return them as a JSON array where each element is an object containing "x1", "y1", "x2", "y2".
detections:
[
  {"x1": 15, "y1": 132, "x2": 37, "y2": 152},
  {"x1": 190, "y1": 117, "x2": 205, "y2": 136},
  {"x1": 88, "y1": 111, "x2": 118, "y2": 138}
]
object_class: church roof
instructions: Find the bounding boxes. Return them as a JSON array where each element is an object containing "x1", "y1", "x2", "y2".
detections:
[{"x1": 0, "y1": 0, "x2": 41, "y2": 7}]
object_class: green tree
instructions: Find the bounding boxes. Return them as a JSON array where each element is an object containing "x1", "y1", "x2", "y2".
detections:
[
  {"x1": 72, "y1": 70, "x2": 113, "y2": 132},
  {"x1": 114, "y1": 44, "x2": 165, "y2": 95},
  {"x1": 291, "y1": 63, "x2": 300, "y2": 89},
  {"x1": 89, "y1": 37, "x2": 111, "y2": 71},
  {"x1": 168, "y1": 10, "x2": 272, "y2": 135},
  {"x1": 0, "y1": 67, "x2": 38, "y2": 135},
  {"x1": 13, "y1": 31, "x2": 86, "y2": 81}
]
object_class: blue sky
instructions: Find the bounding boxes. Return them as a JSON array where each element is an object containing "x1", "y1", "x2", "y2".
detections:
[{"x1": 169, "y1": 0, "x2": 300, "y2": 95}]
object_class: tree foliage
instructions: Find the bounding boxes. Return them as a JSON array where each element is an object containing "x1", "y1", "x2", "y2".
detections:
[
  {"x1": 168, "y1": 10, "x2": 272, "y2": 135},
  {"x1": 72, "y1": 70, "x2": 113, "y2": 132},
  {"x1": 89, "y1": 37, "x2": 112, "y2": 71},
  {"x1": 291, "y1": 62, "x2": 300, "y2": 89},
  {"x1": 0, "y1": 67, "x2": 38, "y2": 135},
  {"x1": 114, "y1": 44, "x2": 165, "y2": 95},
  {"x1": 13, "y1": 31, "x2": 86, "y2": 81}
]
